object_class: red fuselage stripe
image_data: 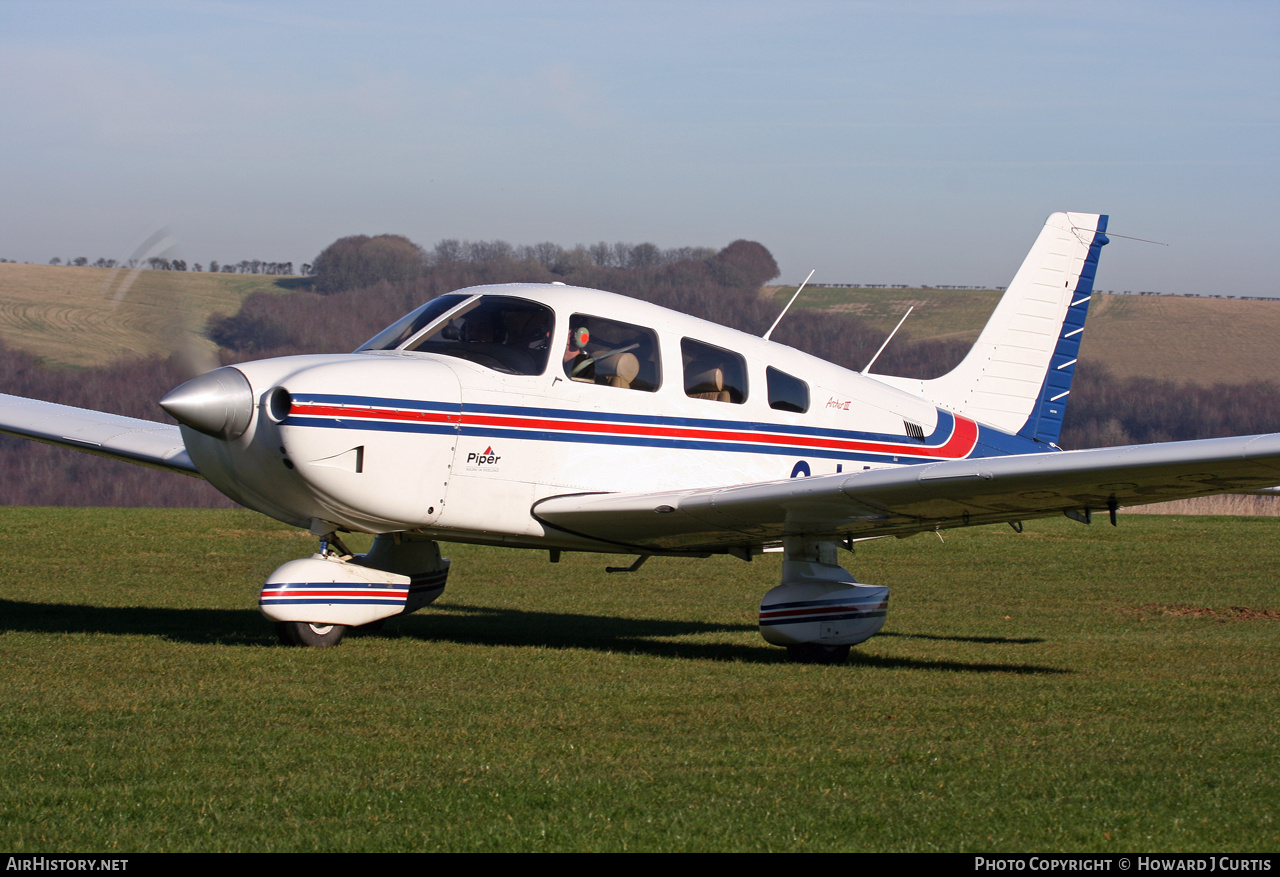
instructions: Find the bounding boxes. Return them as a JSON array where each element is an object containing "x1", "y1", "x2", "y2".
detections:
[
  {"x1": 289, "y1": 403, "x2": 980, "y2": 460},
  {"x1": 261, "y1": 589, "x2": 407, "y2": 598}
]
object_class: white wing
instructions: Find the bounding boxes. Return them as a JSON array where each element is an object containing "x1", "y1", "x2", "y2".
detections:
[
  {"x1": 0, "y1": 393, "x2": 197, "y2": 475},
  {"x1": 533, "y1": 434, "x2": 1280, "y2": 552}
]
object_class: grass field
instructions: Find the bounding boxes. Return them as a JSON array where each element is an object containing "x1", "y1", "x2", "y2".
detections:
[
  {"x1": 766, "y1": 285, "x2": 1280, "y2": 385},
  {"x1": 1082, "y1": 293, "x2": 1280, "y2": 386},
  {"x1": 767, "y1": 285, "x2": 1004, "y2": 343},
  {"x1": 1, "y1": 508, "x2": 1276, "y2": 852},
  {"x1": 0, "y1": 264, "x2": 297, "y2": 367}
]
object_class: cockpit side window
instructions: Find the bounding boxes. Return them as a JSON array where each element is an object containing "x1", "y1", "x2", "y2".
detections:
[
  {"x1": 361, "y1": 295, "x2": 554, "y2": 376},
  {"x1": 562, "y1": 315, "x2": 661, "y2": 391},
  {"x1": 681, "y1": 338, "x2": 747, "y2": 403}
]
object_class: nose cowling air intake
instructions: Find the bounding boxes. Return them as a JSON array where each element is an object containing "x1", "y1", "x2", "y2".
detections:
[
  {"x1": 161, "y1": 354, "x2": 461, "y2": 533},
  {"x1": 160, "y1": 367, "x2": 255, "y2": 440}
]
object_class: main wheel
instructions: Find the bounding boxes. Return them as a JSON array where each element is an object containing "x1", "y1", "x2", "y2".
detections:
[
  {"x1": 786, "y1": 643, "x2": 851, "y2": 665},
  {"x1": 275, "y1": 621, "x2": 347, "y2": 648}
]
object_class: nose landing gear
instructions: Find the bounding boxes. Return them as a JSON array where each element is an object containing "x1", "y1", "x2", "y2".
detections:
[
  {"x1": 276, "y1": 620, "x2": 346, "y2": 648},
  {"x1": 261, "y1": 531, "x2": 450, "y2": 647}
]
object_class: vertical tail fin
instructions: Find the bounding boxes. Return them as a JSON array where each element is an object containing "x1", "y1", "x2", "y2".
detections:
[
  {"x1": 1006, "y1": 212, "x2": 1109, "y2": 444},
  {"x1": 875, "y1": 212, "x2": 1109, "y2": 445}
]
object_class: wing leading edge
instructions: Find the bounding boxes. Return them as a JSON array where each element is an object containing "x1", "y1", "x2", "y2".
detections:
[
  {"x1": 532, "y1": 433, "x2": 1280, "y2": 552},
  {"x1": 0, "y1": 394, "x2": 197, "y2": 475}
]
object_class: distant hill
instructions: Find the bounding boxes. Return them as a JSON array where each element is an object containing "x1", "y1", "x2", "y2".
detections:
[
  {"x1": 2, "y1": 264, "x2": 1278, "y2": 510},
  {"x1": 0, "y1": 263, "x2": 299, "y2": 368},
  {"x1": 767, "y1": 285, "x2": 1280, "y2": 386},
  {"x1": 0, "y1": 263, "x2": 1276, "y2": 386}
]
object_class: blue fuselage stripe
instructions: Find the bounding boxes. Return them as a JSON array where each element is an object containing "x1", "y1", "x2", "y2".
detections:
[{"x1": 283, "y1": 396, "x2": 1047, "y2": 463}]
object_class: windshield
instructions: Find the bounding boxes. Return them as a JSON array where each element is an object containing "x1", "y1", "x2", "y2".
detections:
[
  {"x1": 359, "y1": 294, "x2": 555, "y2": 376},
  {"x1": 356, "y1": 294, "x2": 471, "y2": 352}
]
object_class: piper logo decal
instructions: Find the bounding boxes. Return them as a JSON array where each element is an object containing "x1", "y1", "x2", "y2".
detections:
[{"x1": 465, "y1": 446, "x2": 502, "y2": 470}]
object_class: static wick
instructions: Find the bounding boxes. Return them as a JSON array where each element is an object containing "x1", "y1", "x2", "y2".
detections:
[{"x1": 1097, "y1": 231, "x2": 1168, "y2": 246}]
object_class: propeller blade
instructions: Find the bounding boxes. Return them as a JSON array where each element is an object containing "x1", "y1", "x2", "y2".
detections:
[{"x1": 101, "y1": 226, "x2": 220, "y2": 380}]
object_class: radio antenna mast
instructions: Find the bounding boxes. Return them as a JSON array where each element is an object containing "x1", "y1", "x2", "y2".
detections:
[
  {"x1": 861, "y1": 306, "x2": 914, "y2": 375},
  {"x1": 762, "y1": 269, "x2": 816, "y2": 341}
]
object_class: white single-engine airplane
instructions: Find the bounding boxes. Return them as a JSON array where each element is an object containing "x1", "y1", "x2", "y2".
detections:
[{"x1": 4, "y1": 212, "x2": 1279, "y2": 661}]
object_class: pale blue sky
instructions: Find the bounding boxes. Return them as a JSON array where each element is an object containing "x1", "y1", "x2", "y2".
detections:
[{"x1": 2, "y1": 1, "x2": 1276, "y2": 295}]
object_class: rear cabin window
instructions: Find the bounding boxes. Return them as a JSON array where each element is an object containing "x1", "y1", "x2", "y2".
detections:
[
  {"x1": 767, "y1": 367, "x2": 809, "y2": 413},
  {"x1": 681, "y1": 338, "x2": 747, "y2": 404},
  {"x1": 561, "y1": 315, "x2": 661, "y2": 391}
]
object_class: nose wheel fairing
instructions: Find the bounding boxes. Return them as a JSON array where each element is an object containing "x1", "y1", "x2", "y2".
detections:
[
  {"x1": 260, "y1": 534, "x2": 450, "y2": 630},
  {"x1": 260, "y1": 555, "x2": 417, "y2": 628}
]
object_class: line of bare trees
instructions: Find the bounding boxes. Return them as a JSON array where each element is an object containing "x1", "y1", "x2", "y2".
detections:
[
  {"x1": 3, "y1": 231, "x2": 1280, "y2": 507},
  {"x1": 309, "y1": 234, "x2": 724, "y2": 294},
  {"x1": 46, "y1": 257, "x2": 301, "y2": 275}
]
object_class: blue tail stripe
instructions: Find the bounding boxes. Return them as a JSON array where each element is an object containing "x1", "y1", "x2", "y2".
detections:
[{"x1": 1017, "y1": 215, "x2": 1108, "y2": 445}]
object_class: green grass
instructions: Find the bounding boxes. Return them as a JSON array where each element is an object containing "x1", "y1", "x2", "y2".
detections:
[{"x1": 1, "y1": 508, "x2": 1277, "y2": 851}]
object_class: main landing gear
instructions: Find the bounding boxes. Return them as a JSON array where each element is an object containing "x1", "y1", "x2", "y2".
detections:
[
  {"x1": 785, "y1": 643, "x2": 852, "y2": 665},
  {"x1": 758, "y1": 538, "x2": 889, "y2": 665}
]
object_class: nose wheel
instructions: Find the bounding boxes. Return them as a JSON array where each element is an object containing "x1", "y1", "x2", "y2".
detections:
[{"x1": 275, "y1": 621, "x2": 346, "y2": 648}]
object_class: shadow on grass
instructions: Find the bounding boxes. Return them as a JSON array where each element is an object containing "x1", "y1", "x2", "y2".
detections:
[
  {"x1": 0, "y1": 599, "x2": 272, "y2": 646},
  {"x1": 391, "y1": 602, "x2": 1071, "y2": 673},
  {"x1": 0, "y1": 599, "x2": 1070, "y2": 673},
  {"x1": 879, "y1": 630, "x2": 1046, "y2": 645},
  {"x1": 844, "y1": 651, "x2": 1070, "y2": 674}
]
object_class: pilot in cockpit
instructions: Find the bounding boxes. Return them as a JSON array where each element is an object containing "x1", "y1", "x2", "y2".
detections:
[{"x1": 563, "y1": 327, "x2": 593, "y2": 381}]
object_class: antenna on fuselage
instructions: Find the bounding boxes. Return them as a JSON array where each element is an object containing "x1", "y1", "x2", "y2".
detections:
[
  {"x1": 762, "y1": 269, "x2": 816, "y2": 341},
  {"x1": 860, "y1": 306, "x2": 914, "y2": 375}
]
